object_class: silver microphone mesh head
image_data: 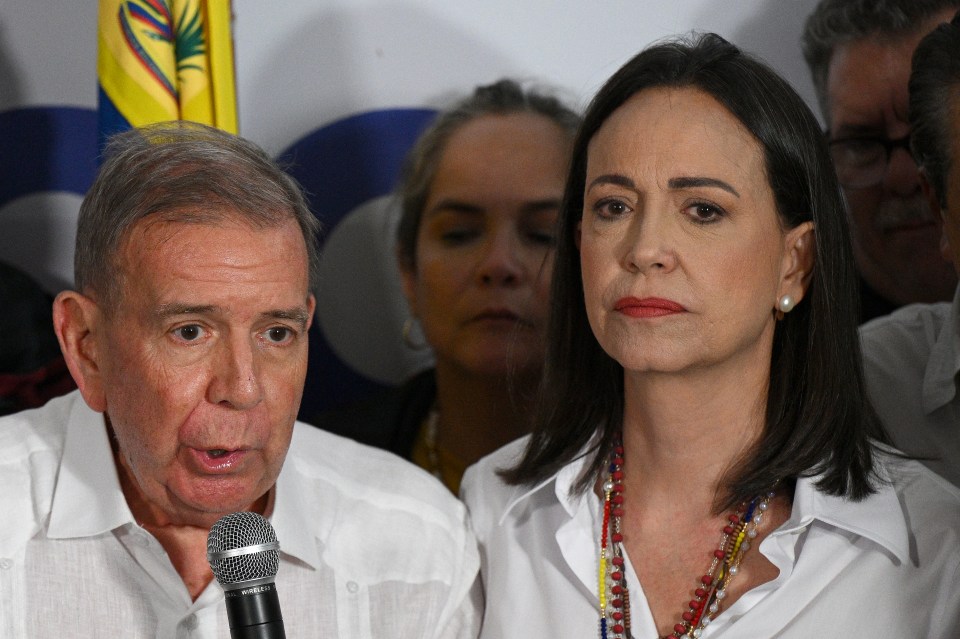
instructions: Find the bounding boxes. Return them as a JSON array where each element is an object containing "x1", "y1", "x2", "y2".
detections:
[{"x1": 207, "y1": 512, "x2": 280, "y2": 587}]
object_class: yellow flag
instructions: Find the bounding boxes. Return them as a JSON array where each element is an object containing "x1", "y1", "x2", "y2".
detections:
[{"x1": 97, "y1": 0, "x2": 237, "y2": 141}]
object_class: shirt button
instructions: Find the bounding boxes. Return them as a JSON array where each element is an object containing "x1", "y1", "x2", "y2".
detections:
[
  {"x1": 0, "y1": 559, "x2": 13, "y2": 570},
  {"x1": 182, "y1": 614, "x2": 198, "y2": 630},
  {"x1": 346, "y1": 581, "x2": 359, "y2": 593}
]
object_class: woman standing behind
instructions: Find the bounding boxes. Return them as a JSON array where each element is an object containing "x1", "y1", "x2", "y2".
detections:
[
  {"x1": 315, "y1": 80, "x2": 579, "y2": 493},
  {"x1": 462, "y1": 35, "x2": 960, "y2": 637}
]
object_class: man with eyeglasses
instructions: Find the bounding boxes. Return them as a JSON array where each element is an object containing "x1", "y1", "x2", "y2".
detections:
[
  {"x1": 803, "y1": 0, "x2": 959, "y2": 322},
  {"x1": 859, "y1": 12, "x2": 960, "y2": 488}
]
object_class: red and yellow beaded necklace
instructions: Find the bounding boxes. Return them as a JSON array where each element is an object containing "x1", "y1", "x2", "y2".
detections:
[{"x1": 597, "y1": 435, "x2": 774, "y2": 639}]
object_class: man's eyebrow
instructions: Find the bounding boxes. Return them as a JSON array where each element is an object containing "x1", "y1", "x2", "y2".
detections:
[
  {"x1": 154, "y1": 304, "x2": 310, "y2": 328},
  {"x1": 668, "y1": 176, "x2": 740, "y2": 198},
  {"x1": 154, "y1": 303, "x2": 218, "y2": 318},
  {"x1": 266, "y1": 308, "x2": 310, "y2": 328},
  {"x1": 829, "y1": 125, "x2": 882, "y2": 139}
]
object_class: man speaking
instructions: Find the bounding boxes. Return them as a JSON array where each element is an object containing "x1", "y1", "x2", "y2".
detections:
[{"x1": 0, "y1": 123, "x2": 480, "y2": 637}]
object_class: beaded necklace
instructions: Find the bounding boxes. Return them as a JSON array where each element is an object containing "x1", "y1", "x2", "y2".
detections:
[
  {"x1": 415, "y1": 407, "x2": 470, "y2": 493},
  {"x1": 597, "y1": 435, "x2": 774, "y2": 639}
]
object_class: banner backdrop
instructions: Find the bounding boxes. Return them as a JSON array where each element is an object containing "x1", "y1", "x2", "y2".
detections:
[{"x1": 0, "y1": 0, "x2": 823, "y2": 413}]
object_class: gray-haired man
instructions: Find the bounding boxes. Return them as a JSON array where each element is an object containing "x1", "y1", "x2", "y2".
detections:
[
  {"x1": 860, "y1": 11, "x2": 960, "y2": 487},
  {"x1": 0, "y1": 122, "x2": 480, "y2": 638},
  {"x1": 803, "y1": 0, "x2": 960, "y2": 321}
]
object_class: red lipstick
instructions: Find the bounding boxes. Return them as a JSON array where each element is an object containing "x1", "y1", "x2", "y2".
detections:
[{"x1": 614, "y1": 297, "x2": 686, "y2": 318}]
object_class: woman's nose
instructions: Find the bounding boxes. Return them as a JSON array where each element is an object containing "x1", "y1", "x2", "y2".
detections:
[
  {"x1": 621, "y1": 210, "x2": 678, "y2": 274},
  {"x1": 477, "y1": 230, "x2": 524, "y2": 285}
]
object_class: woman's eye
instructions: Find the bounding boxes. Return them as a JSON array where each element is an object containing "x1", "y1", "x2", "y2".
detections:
[
  {"x1": 593, "y1": 198, "x2": 631, "y2": 219},
  {"x1": 440, "y1": 229, "x2": 480, "y2": 245},
  {"x1": 687, "y1": 202, "x2": 725, "y2": 224},
  {"x1": 172, "y1": 325, "x2": 205, "y2": 342}
]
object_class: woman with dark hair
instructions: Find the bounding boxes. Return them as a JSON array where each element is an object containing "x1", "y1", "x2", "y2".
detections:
[
  {"x1": 314, "y1": 79, "x2": 579, "y2": 493},
  {"x1": 462, "y1": 34, "x2": 960, "y2": 638}
]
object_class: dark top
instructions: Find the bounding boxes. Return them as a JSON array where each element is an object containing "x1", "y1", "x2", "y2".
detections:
[
  {"x1": 308, "y1": 368, "x2": 436, "y2": 459},
  {"x1": 859, "y1": 275, "x2": 899, "y2": 325},
  {"x1": 0, "y1": 261, "x2": 75, "y2": 415}
]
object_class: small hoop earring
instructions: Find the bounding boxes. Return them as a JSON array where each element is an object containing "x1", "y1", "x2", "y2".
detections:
[
  {"x1": 778, "y1": 294, "x2": 795, "y2": 313},
  {"x1": 402, "y1": 317, "x2": 430, "y2": 351}
]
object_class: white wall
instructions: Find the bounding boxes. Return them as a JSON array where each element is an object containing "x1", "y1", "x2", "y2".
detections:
[
  {"x1": 2, "y1": 1, "x2": 822, "y2": 180},
  {"x1": 229, "y1": 1, "x2": 822, "y2": 155}
]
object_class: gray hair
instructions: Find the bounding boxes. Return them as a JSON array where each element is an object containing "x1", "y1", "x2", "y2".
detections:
[
  {"x1": 396, "y1": 78, "x2": 581, "y2": 270},
  {"x1": 910, "y1": 11, "x2": 960, "y2": 207},
  {"x1": 802, "y1": 0, "x2": 960, "y2": 120},
  {"x1": 75, "y1": 122, "x2": 320, "y2": 309}
]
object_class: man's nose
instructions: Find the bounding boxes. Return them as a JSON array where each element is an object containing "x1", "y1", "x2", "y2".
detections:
[
  {"x1": 883, "y1": 145, "x2": 921, "y2": 197},
  {"x1": 208, "y1": 336, "x2": 264, "y2": 410}
]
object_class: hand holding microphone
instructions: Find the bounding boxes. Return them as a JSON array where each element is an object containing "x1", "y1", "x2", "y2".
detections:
[{"x1": 207, "y1": 512, "x2": 287, "y2": 639}]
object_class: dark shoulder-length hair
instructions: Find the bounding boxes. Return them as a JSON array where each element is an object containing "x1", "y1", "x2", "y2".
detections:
[{"x1": 502, "y1": 33, "x2": 889, "y2": 509}]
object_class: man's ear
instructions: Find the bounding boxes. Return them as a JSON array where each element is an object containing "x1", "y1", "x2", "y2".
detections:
[
  {"x1": 305, "y1": 293, "x2": 316, "y2": 331},
  {"x1": 941, "y1": 229, "x2": 953, "y2": 265},
  {"x1": 778, "y1": 221, "x2": 816, "y2": 304},
  {"x1": 920, "y1": 168, "x2": 942, "y2": 218},
  {"x1": 52, "y1": 291, "x2": 107, "y2": 412},
  {"x1": 920, "y1": 169, "x2": 953, "y2": 264}
]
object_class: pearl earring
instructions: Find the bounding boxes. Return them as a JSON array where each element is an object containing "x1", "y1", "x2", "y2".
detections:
[{"x1": 777, "y1": 295, "x2": 795, "y2": 313}]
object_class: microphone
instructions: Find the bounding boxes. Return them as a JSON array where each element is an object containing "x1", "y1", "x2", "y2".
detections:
[{"x1": 207, "y1": 512, "x2": 287, "y2": 639}]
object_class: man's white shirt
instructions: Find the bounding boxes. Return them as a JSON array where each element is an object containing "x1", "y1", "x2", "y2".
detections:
[{"x1": 0, "y1": 391, "x2": 480, "y2": 638}]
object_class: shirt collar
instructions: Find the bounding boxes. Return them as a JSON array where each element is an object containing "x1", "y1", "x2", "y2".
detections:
[
  {"x1": 499, "y1": 447, "x2": 911, "y2": 565},
  {"x1": 47, "y1": 400, "x2": 323, "y2": 572},
  {"x1": 775, "y1": 464, "x2": 911, "y2": 564},
  {"x1": 922, "y1": 285, "x2": 960, "y2": 412},
  {"x1": 47, "y1": 399, "x2": 134, "y2": 538},
  {"x1": 271, "y1": 427, "x2": 324, "y2": 570},
  {"x1": 498, "y1": 445, "x2": 595, "y2": 525}
]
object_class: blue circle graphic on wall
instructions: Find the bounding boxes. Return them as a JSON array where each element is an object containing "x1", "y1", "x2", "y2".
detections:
[
  {"x1": 279, "y1": 108, "x2": 438, "y2": 419},
  {"x1": 0, "y1": 107, "x2": 97, "y2": 293},
  {"x1": 0, "y1": 107, "x2": 98, "y2": 206}
]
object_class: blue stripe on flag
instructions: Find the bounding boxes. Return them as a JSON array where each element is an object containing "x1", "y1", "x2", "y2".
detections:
[
  {"x1": 97, "y1": 85, "x2": 133, "y2": 160},
  {"x1": 127, "y1": 2, "x2": 173, "y2": 40}
]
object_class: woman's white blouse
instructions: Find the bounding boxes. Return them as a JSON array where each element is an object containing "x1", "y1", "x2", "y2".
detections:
[{"x1": 461, "y1": 437, "x2": 960, "y2": 638}]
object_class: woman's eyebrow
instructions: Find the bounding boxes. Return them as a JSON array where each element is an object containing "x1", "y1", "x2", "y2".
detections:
[{"x1": 668, "y1": 176, "x2": 740, "y2": 198}]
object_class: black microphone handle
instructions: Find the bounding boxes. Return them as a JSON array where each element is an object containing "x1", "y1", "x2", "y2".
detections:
[{"x1": 224, "y1": 581, "x2": 286, "y2": 639}]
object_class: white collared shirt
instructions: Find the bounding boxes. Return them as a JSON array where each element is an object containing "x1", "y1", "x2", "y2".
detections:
[
  {"x1": 860, "y1": 286, "x2": 960, "y2": 487},
  {"x1": 461, "y1": 437, "x2": 960, "y2": 638},
  {"x1": 0, "y1": 391, "x2": 481, "y2": 639}
]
